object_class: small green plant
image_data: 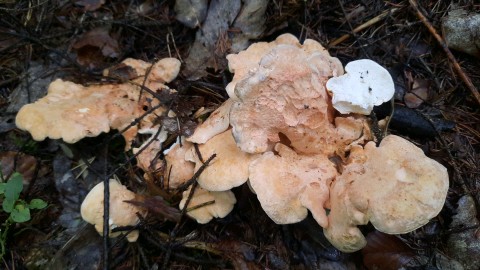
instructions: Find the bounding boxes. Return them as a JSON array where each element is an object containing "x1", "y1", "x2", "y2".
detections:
[{"x1": 0, "y1": 172, "x2": 47, "y2": 260}]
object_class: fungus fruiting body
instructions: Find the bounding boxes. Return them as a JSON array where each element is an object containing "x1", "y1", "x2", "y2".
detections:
[
  {"x1": 185, "y1": 129, "x2": 256, "y2": 191},
  {"x1": 15, "y1": 58, "x2": 180, "y2": 149},
  {"x1": 179, "y1": 186, "x2": 236, "y2": 224},
  {"x1": 326, "y1": 59, "x2": 395, "y2": 115},
  {"x1": 183, "y1": 33, "x2": 449, "y2": 253},
  {"x1": 14, "y1": 35, "x2": 449, "y2": 252},
  {"x1": 229, "y1": 44, "x2": 370, "y2": 155},
  {"x1": 249, "y1": 143, "x2": 336, "y2": 226},
  {"x1": 324, "y1": 135, "x2": 449, "y2": 252},
  {"x1": 80, "y1": 180, "x2": 146, "y2": 242}
]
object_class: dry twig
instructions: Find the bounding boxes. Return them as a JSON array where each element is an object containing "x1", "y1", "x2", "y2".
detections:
[
  {"x1": 409, "y1": 0, "x2": 480, "y2": 105},
  {"x1": 329, "y1": 8, "x2": 399, "y2": 47}
]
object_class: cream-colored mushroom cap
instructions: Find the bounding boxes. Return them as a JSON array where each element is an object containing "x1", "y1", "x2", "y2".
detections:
[
  {"x1": 185, "y1": 129, "x2": 256, "y2": 191},
  {"x1": 133, "y1": 126, "x2": 169, "y2": 182},
  {"x1": 324, "y1": 135, "x2": 449, "y2": 252},
  {"x1": 326, "y1": 59, "x2": 394, "y2": 115},
  {"x1": 16, "y1": 58, "x2": 180, "y2": 150},
  {"x1": 226, "y1": 33, "x2": 300, "y2": 100},
  {"x1": 187, "y1": 99, "x2": 234, "y2": 144},
  {"x1": 150, "y1": 58, "x2": 181, "y2": 83},
  {"x1": 226, "y1": 33, "x2": 344, "y2": 100},
  {"x1": 249, "y1": 143, "x2": 337, "y2": 226},
  {"x1": 80, "y1": 180, "x2": 146, "y2": 242},
  {"x1": 164, "y1": 139, "x2": 195, "y2": 188},
  {"x1": 179, "y1": 186, "x2": 236, "y2": 224}
]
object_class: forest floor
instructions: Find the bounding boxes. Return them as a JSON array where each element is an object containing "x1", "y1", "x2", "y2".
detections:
[{"x1": 0, "y1": 0, "x2": 479, "y2": 269}]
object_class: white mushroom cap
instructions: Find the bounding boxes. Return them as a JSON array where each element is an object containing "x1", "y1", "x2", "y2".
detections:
[
  {"x1": 249, "y1": 143, "x2": 337, "y2": 226},
  {"x1": 179, "y1": 186, "x2": 236, "y2": 224},
  {"x1": 324, "y1": 135, "x2": 449, "y2": 252},
  {"x1": 185, "y1": 129, "x2": 256, "y2": 191},
  {"x1": 326, "y1": 59, "x2": 394, "y2": 115},
  {"x1": 80, "y1": 180, "x2": 146, "y2": 242}
]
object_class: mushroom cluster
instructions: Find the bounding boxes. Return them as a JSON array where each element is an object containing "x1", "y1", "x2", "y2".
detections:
[
  {"x1": 14, "y1": 34, "x2": 449, "y2": 250},
  {"x1": 16, "y1": 57, "x2": 180, "y2": 150},
  {"x1": 167, "y1": 34, "x2": 449, "y2": 252},
  {"x1": 15, "y1": 57, "x2": 181, "y2": 241}
]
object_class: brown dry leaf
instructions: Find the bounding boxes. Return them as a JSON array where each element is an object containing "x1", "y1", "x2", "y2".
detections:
[
  {"x1": 362, "y1": 231, "x2": 420, "y2": 270},
  {"x1": 127, "y1": 196, "x2": 181, "y2": 223},
  {"x1": 75, "y1": 0, "x2": 106, "y2": 11},
  {"x1": 404, "y1": 78, "x2": 429, "y2": 108},
  {"x1": 0, "y1": 151, "x2": 39, "y2": 183},
  {"x1": 72, "y1": 27, "x2": 120, "y2": 69}
]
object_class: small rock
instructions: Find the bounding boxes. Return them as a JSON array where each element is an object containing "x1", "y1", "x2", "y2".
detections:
[
  {"x1": 174, "y1": 0, "x2": 208, "y2": 28},
  {"x1": 442, "y1": 7, "x2": 480, "y2": 58},
  {"x1": 446, "y1": 195, "x2": 480, "y2": 270}
]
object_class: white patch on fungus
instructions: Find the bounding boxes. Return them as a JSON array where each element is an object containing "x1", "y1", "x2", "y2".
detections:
[{"x1": 78, "y1": 108, "x2": 90, "y2": 113}]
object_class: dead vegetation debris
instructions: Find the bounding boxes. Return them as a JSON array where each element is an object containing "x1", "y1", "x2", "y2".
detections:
[{"x1": 0, "y1": 0, "x2": 479, "y2": 269}]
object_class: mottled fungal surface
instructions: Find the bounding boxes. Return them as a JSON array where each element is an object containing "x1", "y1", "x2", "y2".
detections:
[
  {"x1": 324, "y1": 135, "x2": 449, "y2": 252},
  {"x1": 249, "y1": 143, "x2": 336, "y2": 226},
  {"x1": 16, "y1": 58, "x2": 180, "y2": 149},
  {"x1": 229, "y1": 44, "x2": 370, "y2": 155}
]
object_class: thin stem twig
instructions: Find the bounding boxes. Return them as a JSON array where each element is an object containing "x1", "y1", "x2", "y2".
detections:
[
  {"x1": 409, "y1": 0, "x2": 480, "y2": 105},
  {"x1": 102, "y1": 145, "x2": 110, "y2": 270},
  {"x1": 329, "y1": 8, "x2": 399, "y2": 47}
]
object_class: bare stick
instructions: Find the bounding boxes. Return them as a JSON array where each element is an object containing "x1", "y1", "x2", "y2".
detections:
[{"x1": 409, "y1": 0, "x2": 480, "y2": 105}]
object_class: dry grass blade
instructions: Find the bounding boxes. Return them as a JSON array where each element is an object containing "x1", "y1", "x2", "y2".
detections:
[{"x1": 329, "y1": 8, "x2": 399, "y2": 47}]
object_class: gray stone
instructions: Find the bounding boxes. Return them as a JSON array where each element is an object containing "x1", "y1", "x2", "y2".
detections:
[
  {"x1": 442, "y1": 8, "x2": 480, "y2": 58},
  {"x1": 174, "y1": 0, "x2": 208, "y2": 28},
  {"x1": 446, "y1": 195, "x2": 480, "y2": 270}
]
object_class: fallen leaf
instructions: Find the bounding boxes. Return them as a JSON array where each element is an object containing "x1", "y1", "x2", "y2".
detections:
[
  {"x1": 404, "y1": 78, "x2": 429, "y2": 108},
  {"x1": 362, "y1": 231, "x2": 421, "y2": 270},
  {"x1": 127, "y1": 196, "x2": 181, "y2": 223},
  {"x1": 0, "y1": 151, "x2": 41, "y2": 183},
  {"x1": 72, "y1": 27, "x2": 120, "y2": 69}
]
